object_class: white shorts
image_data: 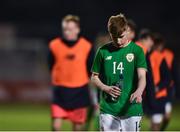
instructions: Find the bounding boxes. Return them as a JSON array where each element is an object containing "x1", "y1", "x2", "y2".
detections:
[
  {"x1": 165, "y1": 102, "x2": 172, "y2": 114},
  {"x1": 99, "y1": 113, "x2": 142, "y2": 131},
  {"x1": 152, "y1": 114, "x2": 163, "y2": 124},
  {"x1": 152, "y1": 102, "x2": 172, "y2": 124}
]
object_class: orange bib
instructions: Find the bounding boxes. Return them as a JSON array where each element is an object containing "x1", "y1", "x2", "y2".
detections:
[
  {"x1": 150, "y1": 51, "x2": 167, "y2": 98},
  {"x1": 162, "y1": 49, "x2": 174, "y2": 70},
  {"x1": 49, "y1": 37, "x2": 92, "y2": 88},
  {"x1": 135, "y1": 41, "x2": 148, "y2": 55}
]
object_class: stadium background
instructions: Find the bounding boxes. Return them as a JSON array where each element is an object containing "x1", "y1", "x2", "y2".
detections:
[{"x1": 0, "y1": 0, "x2": 179, "y2": 130}]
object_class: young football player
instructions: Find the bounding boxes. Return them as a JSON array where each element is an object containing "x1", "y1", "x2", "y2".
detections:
[
  {"x1": 91, "y1": 13, "x2": 147, "y2": 131},
  {"x1": 48, "y1": 15, "x2": 94, "y2": 131}
]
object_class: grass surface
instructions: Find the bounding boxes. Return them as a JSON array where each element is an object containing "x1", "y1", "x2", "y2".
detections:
[{"x1": 0, "y1": 103, "x2": 180, "y2": 131}]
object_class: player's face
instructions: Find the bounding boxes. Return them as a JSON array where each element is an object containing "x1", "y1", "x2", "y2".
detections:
[
  {"x1": 145, "y1": 37, "x2": 154, "y2": 51},
  {"x1": 156, "y1": 43, "x2": 164, "y2": 51},
  {"x1": 62, "y1": 21, "x2": 80, "y2": 41},
  {"x1": 116, "y1": 28, "x2": 130, "y2": 47}
]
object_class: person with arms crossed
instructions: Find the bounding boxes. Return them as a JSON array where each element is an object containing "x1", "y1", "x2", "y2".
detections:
[{"x1": 91, "y1": 13, "x2": 147, "y2": 131}]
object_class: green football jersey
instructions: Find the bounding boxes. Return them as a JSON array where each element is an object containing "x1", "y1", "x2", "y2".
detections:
[{"x1": 91, "y1": 41, "x2": 147, "y2": 116}]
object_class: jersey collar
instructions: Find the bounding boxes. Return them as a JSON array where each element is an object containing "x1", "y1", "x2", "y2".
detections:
[{"x1": 123, "y1": 41, "x2": 131, "y2": 48}]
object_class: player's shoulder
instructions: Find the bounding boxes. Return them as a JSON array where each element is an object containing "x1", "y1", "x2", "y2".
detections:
[
  {"x1": 131, "y1": 41, "x2": 144, "y2": 53},
  {"x1": 151, "y1": 50, "x2": 163, "y2": 59},
  {"x1": 131, "y1": 41, "x2": 142, "y2": 49},
  {"x1": 80, "y1": 37, "x2": 92, "y2": 46},
  {"x1": 151, "y1": 50, "x2": 164, "y2": 62},
  {"x1": 163, "y1": 48, "x2": 174, "y2": 55},
  {"x1": 98, "y1": 41, "x2": 113, "y2": 50},
  {"x1": 49, "y1": 37, "x2": 61, "y2": 43},
  {"x1": 49, "y1": 37, "x2": 61, "y2": 48}
]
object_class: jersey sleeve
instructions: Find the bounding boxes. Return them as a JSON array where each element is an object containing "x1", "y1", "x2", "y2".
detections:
[
  {"x1": 91, "y1": 48, "x2": 103, "y2": 74},
  {"x1": 136, "y1": 47, "x2": 147, "y2": 70}
]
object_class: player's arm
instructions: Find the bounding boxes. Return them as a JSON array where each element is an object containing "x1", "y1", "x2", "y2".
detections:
[
  {"x1": 91, "y1": 73, "x2": 121, "y2": 98},
  {"x1": 91, "y1": 48, "x2": 120, "y2": 98},
  {"x1": 156, "y1": 59, "x2": 171, "y2": 91},
  {"x1": 87, "y1": 46, "x2": 95, "y2": 77},
  {"x1": 130, "y1": 68, "x2": 146, "y2": 103},
  {"x1": 130, "y1": 47, "x2": 147, "y2": 103},
  {"x1": 47, "y1": 48, "x2": 55, "y2": 71},
  {"x1": 145, "y1": 53, "x2": 157, "y2": 106}
]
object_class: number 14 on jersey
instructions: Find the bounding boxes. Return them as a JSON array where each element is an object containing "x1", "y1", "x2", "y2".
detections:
[{"x1": 113, "y1": 62, "x2": 124, "y2": 74}]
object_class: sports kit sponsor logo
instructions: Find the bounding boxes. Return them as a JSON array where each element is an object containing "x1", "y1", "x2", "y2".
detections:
[
  {"x1": 126, "y1": 53, "x2": 134, "y2": 62},
  {"x1": 105, "y1": 56, "x2": 112, "y2": 60}
]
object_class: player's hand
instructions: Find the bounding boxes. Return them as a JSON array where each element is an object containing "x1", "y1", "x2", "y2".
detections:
[
  {"x1": 130, "y1": 90, "x2": 142, "y2": 103},
  {"x1": 102, "y1": 85, "x2": 121, "y2": 98}
]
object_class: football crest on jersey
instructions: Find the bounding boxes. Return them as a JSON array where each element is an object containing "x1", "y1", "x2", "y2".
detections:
[{"x1": 126, "y1": 53, "x2": 134, "y2": 62}]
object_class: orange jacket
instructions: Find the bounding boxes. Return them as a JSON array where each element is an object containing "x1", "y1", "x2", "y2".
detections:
[{"x1": 49, "y1": 37, "x2": 92, "y2": 88}]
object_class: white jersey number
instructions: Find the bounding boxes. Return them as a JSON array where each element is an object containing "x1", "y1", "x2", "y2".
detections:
[{"x1": 113, "y1": 62, "x2": 124, "y2": 74}]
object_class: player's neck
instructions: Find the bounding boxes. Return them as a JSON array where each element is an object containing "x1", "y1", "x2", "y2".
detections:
[
  {"x1": 62, "y1": 36, "x2": 80, "y2": 47},
  {"x1": 123, "y1": 40, "x2": 131, "y2": 47},
  {"x1": 113, "y1": 40, "x2": 131, "y2": 48}
]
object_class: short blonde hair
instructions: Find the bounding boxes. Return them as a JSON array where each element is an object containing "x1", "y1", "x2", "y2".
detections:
[{"x1": 62, "y1": 14, "x2": 80, "y2": 26}]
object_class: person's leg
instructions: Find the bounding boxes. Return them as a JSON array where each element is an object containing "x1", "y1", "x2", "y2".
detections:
[
  {"x1": 84, "y1": 105, "x2": 100, "y2": 130},
  {"x1": 93, "y1": 105, "x2": 100, "y2": 130},
  {"x1": 99, "y1": 113, "x2": 120, "y2": 131},
  {"x1": 160, "y1": 102, "x2": 172, "y2": 131},
  {"x1": 121, "y1": 116, "x2": 142, "y2": 131},
  {"x1": 51, "y1": 104, "x2": 67, "y2": 131},
  {"x1": 70, "y1": 107, "x2": 88, "y2": 131},
  {"x1": 52, "y1": 118, "x2": 63, "y2": 131},
  {"x1": 85, "y1": 87, "x2": 98, "y2": 130},
  {"x1": 151, "y1": 114, "x2": 163, "y2": 131},
  {"x1": 72, "y1": 123, "x2": 84, "y2": 131},
  {"x1": 84, "y1": 105, "x2": 95, "y2": 130}
]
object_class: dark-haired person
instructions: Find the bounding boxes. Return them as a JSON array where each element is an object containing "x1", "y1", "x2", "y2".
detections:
[
  {"x1": 150, "y1": 33, "x2": 172, "y2": 131},
  {"x1": 91, "y1": 13, "x2": 147, "y2": 131},
  {"x1": 48, "y1": 15, "x2": 94, "y2": 131},
  {"x1": 136, "y1": 29, "x2": 154, "y2": 55}
]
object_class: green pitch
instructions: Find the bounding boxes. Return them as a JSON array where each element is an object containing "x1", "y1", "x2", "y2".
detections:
[{"x1": 0, "y1": 103, "x2": 180, "y2": 131}]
